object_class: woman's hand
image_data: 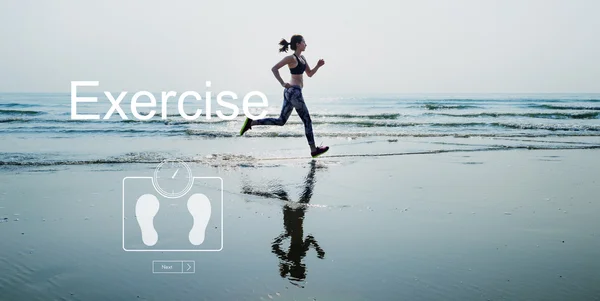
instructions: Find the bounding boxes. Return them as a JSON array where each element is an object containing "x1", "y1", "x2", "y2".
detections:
[
  {"x1": 283, "y1": 82, "x2": 292, "y2": 88},
  {"x1": 316, "y1": 59, "x2": 325, "y2": 67}
]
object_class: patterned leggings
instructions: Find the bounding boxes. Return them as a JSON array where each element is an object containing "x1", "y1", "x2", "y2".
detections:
[{"x1": 253, "y1": 86, "x2": 315, "y2": 146}]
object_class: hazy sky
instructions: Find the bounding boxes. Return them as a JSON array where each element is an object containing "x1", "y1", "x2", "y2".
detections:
[{"x1": 0, "y1": 0, "x2": 598, "y2": 95}]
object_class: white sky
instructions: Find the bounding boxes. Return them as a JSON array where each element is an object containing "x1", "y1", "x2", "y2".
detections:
[{"x1": 0, "y1": 0, "x2": 598, "y2": 95}]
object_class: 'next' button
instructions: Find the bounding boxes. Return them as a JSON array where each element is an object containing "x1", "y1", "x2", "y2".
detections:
[
  {"x1": 153, "y1": 261, "x2": 183, "y2": 273},
  {"x1": 152, "y1": 261, "x2": 195, "y2": 274}
]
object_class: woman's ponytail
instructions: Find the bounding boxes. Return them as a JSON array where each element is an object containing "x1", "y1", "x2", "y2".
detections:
[{"x1": 278, "y1": 38, "x2": 290, "y2": 53}]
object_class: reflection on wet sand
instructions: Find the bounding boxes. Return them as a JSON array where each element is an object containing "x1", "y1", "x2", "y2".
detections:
[{"x1": 241, "y1": 160, "x2": 326, "y2": 287}]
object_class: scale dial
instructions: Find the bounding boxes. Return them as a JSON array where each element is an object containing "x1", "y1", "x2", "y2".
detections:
[{"x1": 152, "y1": 159, "x2": 193, "y2": 198}]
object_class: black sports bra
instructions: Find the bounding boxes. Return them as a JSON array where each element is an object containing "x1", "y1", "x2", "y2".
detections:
[{"x1": 289, "y1": 54, "x2": 306, "y2": 75}]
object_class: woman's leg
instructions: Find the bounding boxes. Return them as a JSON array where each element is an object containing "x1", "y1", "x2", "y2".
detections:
[
  {"x1": 240, "y1": 89, "x2": 293, "y2": 136},
  {"x1": 252, "y1": 90, "x2": 294, "y2": 126},
  {"x1": 288, "y1": 87, "x2": 329, "y2": 157},
  {"x1": 287, "y1": 87, "x2": 316, "y2": 150}
]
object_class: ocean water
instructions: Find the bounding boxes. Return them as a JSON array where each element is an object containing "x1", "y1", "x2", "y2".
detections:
[
  {"x1": 1, "y1": 93, "x2": 600, "y2": 300},
  {"x1": 1, "y1": 92, "x2": 600, "y2": 166}
]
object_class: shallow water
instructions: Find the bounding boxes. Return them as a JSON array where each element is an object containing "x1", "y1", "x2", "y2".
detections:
[
  {"x1": 1, "y1": 150, "x2": 600, "y2": 300},
  {"x1": 1, "y1": 93, "x2": 599, "y2": 300}
]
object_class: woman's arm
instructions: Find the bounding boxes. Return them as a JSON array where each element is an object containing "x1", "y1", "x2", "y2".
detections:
[
  {"x1": 272, "y1": 56, "x2": 294, "y2": 88},
  {"x1": 303, "y1": 56, "x2": 325, "y2": 77}
]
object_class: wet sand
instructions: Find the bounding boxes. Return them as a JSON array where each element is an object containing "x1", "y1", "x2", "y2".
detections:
[{"x1": 1, "y1": 148, "x2": 599, "y2": 300}]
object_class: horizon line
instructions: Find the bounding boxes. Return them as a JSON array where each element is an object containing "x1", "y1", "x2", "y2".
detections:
[{"x1": 1, "y1": 91, "x2": 599, "y2": 95}]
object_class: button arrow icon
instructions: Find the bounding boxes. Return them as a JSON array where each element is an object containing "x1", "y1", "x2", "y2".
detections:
[{"x1": 181, "y1": 260, "x2": 195, "y2": 273}]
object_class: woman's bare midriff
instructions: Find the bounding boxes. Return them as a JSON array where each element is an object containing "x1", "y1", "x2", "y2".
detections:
[{"x1": 289, "y1": 74, "x2": 304, "y2": 88}]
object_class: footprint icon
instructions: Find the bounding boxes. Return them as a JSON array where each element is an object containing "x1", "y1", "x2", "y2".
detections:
[
  {"x1": 187, "y1": 193, "x2": 212, "y2": 245},
  {"x1": 136, "y1": 194, "x2": 160, "y2": 246}
]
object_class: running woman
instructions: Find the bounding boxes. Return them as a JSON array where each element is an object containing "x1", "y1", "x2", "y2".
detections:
[{"x1": 239, "y1": 34, "x2": 329, "y2": 158}]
